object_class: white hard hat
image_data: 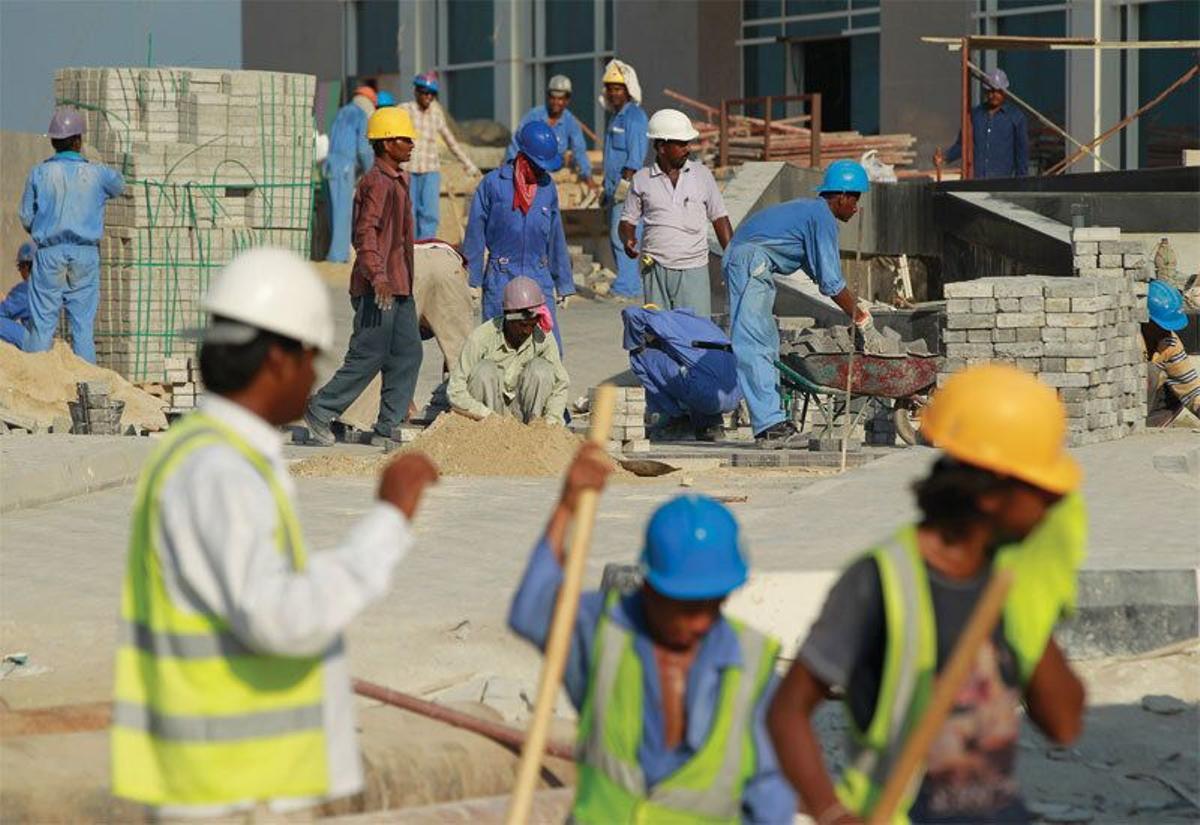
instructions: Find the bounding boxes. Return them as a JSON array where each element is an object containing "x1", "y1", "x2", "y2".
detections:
[
  {"x1": 203, "y1": 247, "x2": 334, "y2": 352},
  {"x1": 547, "y1": 75, "x2": 572, "y2": 95},
  {"x1": 647, "y1": 109, "x2": 699, "y2": 142}
]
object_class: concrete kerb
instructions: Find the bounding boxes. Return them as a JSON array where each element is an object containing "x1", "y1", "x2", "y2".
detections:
[{"x1": 0, "y1": 435, "x2": 156, "y2": 513}]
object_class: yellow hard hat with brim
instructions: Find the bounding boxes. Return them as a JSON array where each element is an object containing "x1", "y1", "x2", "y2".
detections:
[
  {"x1": 367, "y1": 107, "x2": 415, "y2": 140},
  {"x1": 920, "y1": 363, "x2": 1081, "y2": 494}
]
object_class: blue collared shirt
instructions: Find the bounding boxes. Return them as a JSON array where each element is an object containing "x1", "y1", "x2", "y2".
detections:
[
  {"x1": 463, "y1": 161, "x2": 574, "y2": 297},
  {"x1": 326, "y1": 102, "x2": 374, "y2": 175},
  {"x1": 19, "y1": 152, "x2": 124, "y2": 248},
  {"x1": 508, "y1": 537, "x2": 797, "y2": 823},
  {"x1": 506, "y1": 106, "x2": 592, "y2": 179},
  {"x1": 945, "y1": 103, "x2": 1029, "y2": 179},
  {"x1": 726, "y1": 197, "x2": 846, "y2": 296},
  {"x1": 603, "y1": 101, "x2": 649, "y2": 197}
]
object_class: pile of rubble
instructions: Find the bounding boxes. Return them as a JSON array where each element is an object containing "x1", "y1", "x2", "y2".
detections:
[{"x1": 781, "y1": 322, "x2": 932, "y2": 357}]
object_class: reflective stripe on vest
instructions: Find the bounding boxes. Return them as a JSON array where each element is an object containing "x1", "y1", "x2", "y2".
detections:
[
  {"x1": 111, "y1": 413, "x2": 330, "y2": 807},
  {"x1": 573, "y1": 591, "x2": 778, "y2": 823}
]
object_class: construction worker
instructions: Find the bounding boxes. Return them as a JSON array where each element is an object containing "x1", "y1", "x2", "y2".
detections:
[
  {"x1": 723, "y1": 160, "x2": 882, "y2": 448},
  {"x1": 619, "y1": 108, "x2": 733, "y2": 317},
  {"x1": 18, "y1": 106, "x2": 124, "y2": 363},
  {"x1": 937, "y1": 68, "x2": 1029, "y2": 179},
  {"x1": 306, "y1": 106, "x2": 423, "y2": 445},
  {"x1": 510, "y1": 456, "x2": 796, "y2": 822},
  {"x1": 447, "y1": 276, "x2": 569, "y2": 424},
  {"x1": 324, "y1": 85, "x2": 377, "y2": 262},
  {"x1": 402, "y1": 71, "x2": 482, "y2": 239},
  {"x1": 0, "y1": 242, "x2": 35, "y2": 349},
  {"x1": 1142, "y1": 279, "x2": 1199, "y2": 426},
  {"x1": 110, "y1": 247, "x2": 439, "y2": 815},
  {"x1": 600, "y1": 59, "x2": 649, "y2": 299},
  {"x1": 768, "y1": 363, "x2": 1087, "y2": 824},
  {"x1": 464, "y1": 120, "x2": 574, "y2": 351},
  {"x1": 506, "y1": 75, "x2": 595, "y2": 187}
]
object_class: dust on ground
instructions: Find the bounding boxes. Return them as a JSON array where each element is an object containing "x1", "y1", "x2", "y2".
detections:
[{"x1": 0, "y1": 341, "x2": 168, "y2": 431}]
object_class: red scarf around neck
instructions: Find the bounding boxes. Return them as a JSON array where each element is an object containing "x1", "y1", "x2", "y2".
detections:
[{"x1": 513, "y1": 154, "x2": 538, "y2": 214}]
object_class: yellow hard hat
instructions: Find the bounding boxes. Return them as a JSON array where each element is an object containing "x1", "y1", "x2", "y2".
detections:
[
  {"x1": 367, "y1": 107, "x2": 415, "y2": 140},
  {"x1": 920, "y1": 363, "x2": 1081, "y2": 494},
  {"x1": 602, "y1": 62, "x2": 626, "y2": 85}
]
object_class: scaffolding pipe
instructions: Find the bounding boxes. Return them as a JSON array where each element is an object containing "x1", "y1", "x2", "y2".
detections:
[{"x1": 1092, "y1": 0, "x2": 1102, "y2": 172}]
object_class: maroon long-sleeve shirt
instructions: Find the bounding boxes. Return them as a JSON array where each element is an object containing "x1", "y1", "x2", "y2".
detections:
[{"x1": 351, "y1": 157, "x2": 415, "y2": 297}]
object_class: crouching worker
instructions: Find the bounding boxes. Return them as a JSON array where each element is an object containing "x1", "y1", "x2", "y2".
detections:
[
  {"x1": 768, "y1": 364, "x2": 1087, "y2": 825},
  {"x1": 509, "y1": 444, "x2": 797, "y2": 823},
  {"x1": 447, "y1": 275, "x2": 569, "y2": 425}
]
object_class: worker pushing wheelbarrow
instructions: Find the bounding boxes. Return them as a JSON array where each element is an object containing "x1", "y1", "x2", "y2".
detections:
[{"x1": 776, "y1": 349, "x2": 940, "y2": 446}]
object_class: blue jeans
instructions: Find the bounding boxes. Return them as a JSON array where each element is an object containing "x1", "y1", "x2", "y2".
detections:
[
  {"x1": 608, "y1": 204, "x2": 642, "y2": 297},
  {"x1": 724, "y1": 245, "x2": 783, "y2": 435},
  {"x1": 27, "y1": 243, "x2": 100, "y2": 363},
  {"x1": 411, "y1": 171, "x2": 441, "y2": 240},
  {"x1": 324, "y1": 157, "x2": 355, "y2": 262}
]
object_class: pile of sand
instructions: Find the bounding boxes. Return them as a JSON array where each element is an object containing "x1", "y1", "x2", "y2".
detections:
[
  {"x1": 290, "y1": 413, "x2": 624, "y2": 479},
  {"x1": 0, "y1": 341, "x2": 169, "y2": 432}
]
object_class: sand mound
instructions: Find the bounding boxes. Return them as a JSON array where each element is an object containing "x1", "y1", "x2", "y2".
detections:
[
  {"x1": 290, "y1": 413, "x2": 626, "y2": 479},
  {"x1": 0, "y1": 341, "x2": 169, "y2": 431}
]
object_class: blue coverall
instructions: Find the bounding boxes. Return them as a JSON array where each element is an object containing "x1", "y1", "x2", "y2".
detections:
[
  {"x1": 324, "y1": 102, "x2": 374, "y2": 262},
  {"x1": 723, "y1": 198, "x2": 847, "y2": 435},
  {"x1": 19, "y1": 151, "x2": 124, "y2": 362},
  {"x1": 945, "y1": 103, "x2": 1029, "y2": 179},
  {"x1": 0, "y1": 281, "x2": 30, "y2": 349},
  {"x1": 463, "y1": 161, "x2": 575, "y2": 351},
  {"x1": 603, "y1": 101, "x2": 648, "y2": 297},
  {"x1": 504, "y1": 106, "x2": 592, "y2": 179}
]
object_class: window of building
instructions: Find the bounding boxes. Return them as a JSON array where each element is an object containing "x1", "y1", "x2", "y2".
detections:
[
  {"x1": 356, "y1": 0, "x2": 399, "y2": 77},
  {"x1": 1134, "y1": 0, "x2": 1199, "y2": 168},
  {"x1": 441, "y1": 0, "x2": 496, "y2": 122}
]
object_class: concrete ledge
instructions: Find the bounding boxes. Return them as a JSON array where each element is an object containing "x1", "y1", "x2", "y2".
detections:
[{"x1": 0, "y1": 436, "x2": 154, "y2": 513}]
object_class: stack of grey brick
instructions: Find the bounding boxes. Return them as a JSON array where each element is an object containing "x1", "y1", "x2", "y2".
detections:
[{"x1": 940, "y1": 228, "x2": 1149, "y2": 446}]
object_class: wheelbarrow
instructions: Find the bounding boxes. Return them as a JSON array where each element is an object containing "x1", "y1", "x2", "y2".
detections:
[{"x1": 775, "y1": 351, "x2": 941, "y2": 445}]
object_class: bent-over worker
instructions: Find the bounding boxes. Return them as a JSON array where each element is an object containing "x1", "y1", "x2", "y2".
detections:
[
  {"x1": 110, "y1": 247, "x2": 439, "y2": 815},
  {"x1": 0, "y1": 242, "x2": 35, "y2": 349},
  {"x1": 506, "y1": 74, "x2": 595, "y2": 186},
  {"x1": 620, "y1": 108, "x2": 732, "y2": 317},
  {"x1": 509, "y1": 449, "x2": 797, "y2": 822},
  {"x1": 447, "y1": 276, "x2": 569, "y2": 425},
  {"x1": 768, "y1": 364, "x2": 1087, "y2": 824},
  {"x1": 600, "y1": 59, "x2": 649, "y2": 298},
  {"x1": 324, "y1": 85, "x2": 376, "y2": 262},
  {"x1": 1142, "y1": 279, "x2": 1199, "y2": 426}
]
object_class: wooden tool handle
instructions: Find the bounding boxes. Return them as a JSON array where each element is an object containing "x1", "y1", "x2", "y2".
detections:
[
  {"x1": 868, "y1": 568, "x2": 1015, "y2": 824},
  {"x1": 505, "y1": 385, "x2": 618, "y2": 825}
]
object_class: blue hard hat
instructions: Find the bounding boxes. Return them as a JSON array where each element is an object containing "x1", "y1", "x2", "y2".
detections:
[
  {"x1": 1148, "y1": 279, "x2": 1187, "y2": 331},
  {"x1": 815, "y1": 159, "x2": 870, "y2": 194},
  {"x1": 516, "y1": 120, "x2": 563, "y2": 172},
  {"x1": 640, "y1": 495, "x2": 748, "y2": 600},
  {"x1": 17, "y1": 241, "x2": 36, "y2": 264},
  {"x1": 413, "y1": 72, "x2": 439, "y2": 94},
  {"x1": 376, "y1": 90, "x2": 396, "y2": 107}
]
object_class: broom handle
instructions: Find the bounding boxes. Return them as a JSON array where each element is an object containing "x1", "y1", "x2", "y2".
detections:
[{"x1": 504, "y1": 385, "x2": 618, "y2": 825}]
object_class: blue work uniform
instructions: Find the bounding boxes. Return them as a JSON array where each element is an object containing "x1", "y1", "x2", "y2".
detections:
[
  {"x1": 504, "y1": 106, "x2": 592, "y2": 179},
  {"x1": 324, "y1": 102, "x2": 374, "y2": 262},
  {"x1": 19, "y1": 151, "x2": 124, "y2": 363},
  {"x1": 723, "y1": 198, "x2": 846, "y2": 435},
  {"x1": 603, "y1": 101, "x2": 649, "y2": 297},
  {"x1": 945, "y1": 103, "x2": 1029, "y2": 179},
  {"x1": 508, "y1": 537, "x2": 797, "y2": 823},
  {"x1": 0, "y1": 281, "x2": 31, "y2": 349},
  {"x1": 463, "y1": 160, "x2": 575, "y2": 351}
]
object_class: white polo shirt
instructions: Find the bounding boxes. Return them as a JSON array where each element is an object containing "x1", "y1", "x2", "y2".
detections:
[{"x1": 621, "y1": 159, "x2": 728, "y2": 270}]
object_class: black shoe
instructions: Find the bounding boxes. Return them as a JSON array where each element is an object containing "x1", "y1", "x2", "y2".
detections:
[
  {"x1": 755, "y1": 420, "x2": 800, "y2": 450},
  {"x1": 694, "y1": 422, "x2": 723, "y2": 442}
]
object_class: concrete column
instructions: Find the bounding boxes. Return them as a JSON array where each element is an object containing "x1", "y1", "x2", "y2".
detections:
[
  {"x1": 398, "y1": 0, "x2": 437, "y2": 85},
  {"x1": 1066, "y1": 0, "x2": 1121, "y2": 172}
]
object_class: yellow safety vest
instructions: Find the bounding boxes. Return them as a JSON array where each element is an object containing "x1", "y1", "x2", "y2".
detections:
[
  {"x1": 111, "y1": 413, "x2": 330, "y2": 806},
  {"x1": 837, "y1": 494, "x2": 1087, "y2": 823},
  {"x1": 572, "y1": 591, "x2": 780, "y2": 824}
]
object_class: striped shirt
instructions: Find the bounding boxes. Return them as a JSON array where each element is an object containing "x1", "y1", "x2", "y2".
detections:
[
  {"x1": 400, "y1": 100, "x2": 479, "y2": 176},
  {"x1": 1152, "y1": 332, "x2": 1200, "y2": 415}
]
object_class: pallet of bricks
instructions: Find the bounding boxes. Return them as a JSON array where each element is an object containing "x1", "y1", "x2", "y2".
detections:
[
  {"x1": 940, "y1": 227, "x2": 1150, "y2": 446},
  {"x1": 591, "y1": 386, "x2": 649, "y2": 453},
  {"x1": 139, "y1": 355, "x2": 204, "y2": 415},
  {"x1": 55, "y1": 66, "x2": 316, "y2": 384}
]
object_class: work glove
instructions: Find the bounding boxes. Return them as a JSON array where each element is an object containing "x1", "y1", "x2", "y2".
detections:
[
  {"x1": 557, "y1": 294, "x2": 573, "y2": 310},
  {"x1": 613, "y1": 178, "x2": 631, "y2": 204},
  {"x1": 854, "y1": 311, "x2": 885, "y2": 354}
]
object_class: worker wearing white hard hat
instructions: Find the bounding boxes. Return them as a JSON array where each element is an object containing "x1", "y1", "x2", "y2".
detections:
[
  {"x1": 620, "y1": 109, "x2": 733, "y2": 319},
  {"x1": 601, "y1": 59, "x2": 649, "y2": 298},
  {"x1": 111, "y1": 247, "x2": 439, "y2": 815},
  {"x1": 505, "y1": 74, "x2": 595, "y2": 186},
  {"x1": 936, "y1": 67, "x2": 1029, "y2": 179}
]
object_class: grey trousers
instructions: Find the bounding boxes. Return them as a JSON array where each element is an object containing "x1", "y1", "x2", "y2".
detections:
[
  {"x1": 643, "y1": 260, "x2": 712, "y2": 317},
  {"x1": 310, "y1": 294, "x2": 423, "y2": 435},
  {"x1": 466, "y1": 357, "x2": 557, "y2": 423}
]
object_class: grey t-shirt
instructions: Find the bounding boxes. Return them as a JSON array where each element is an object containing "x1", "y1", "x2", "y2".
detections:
[{"x1": 800, "y1": 555, "x2": 1029, "y2": 824}]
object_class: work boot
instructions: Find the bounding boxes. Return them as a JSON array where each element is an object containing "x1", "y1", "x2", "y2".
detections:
[
  {"x1": 755, "y1": 420, "x2": 801, "y2": 450},
  {"x1": 694, "y1": 421, "x2": 724, "y2": 442},
  {"x1": 303, "y1": 407, "x2": 336, "y2": 446}
]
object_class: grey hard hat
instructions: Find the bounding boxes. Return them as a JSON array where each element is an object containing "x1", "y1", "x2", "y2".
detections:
[
  {"x1": 983, "y1": 68, "x2": 1010, "y2": 91},
  {"x1": 47, "y1": 106, "x2": 85, "y2": 139},
  {"x1": 502, "y1": 276, "x2": 546, "y2": 312},
  {"x1": 547, "y1": 75, "x2": 572, "y2": 95}
]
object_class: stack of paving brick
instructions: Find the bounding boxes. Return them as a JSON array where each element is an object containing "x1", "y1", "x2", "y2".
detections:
[
  {"x1": 592, "y1": 386, "x2": 649, "y2": 453},
  {"x1": 55, "y1": 66, "x2": 316, "y2": 382},
  {"x1": 163, "y1": 355, "x2": 204, "y2": 412},
  {"x1": 940, "y1": 229, "x2": 1149, "y2": 446}
]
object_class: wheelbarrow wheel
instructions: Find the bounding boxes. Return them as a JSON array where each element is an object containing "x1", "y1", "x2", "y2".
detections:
[{"x1": 894, "y1": 397, "x2": 926, "y2": 446}]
